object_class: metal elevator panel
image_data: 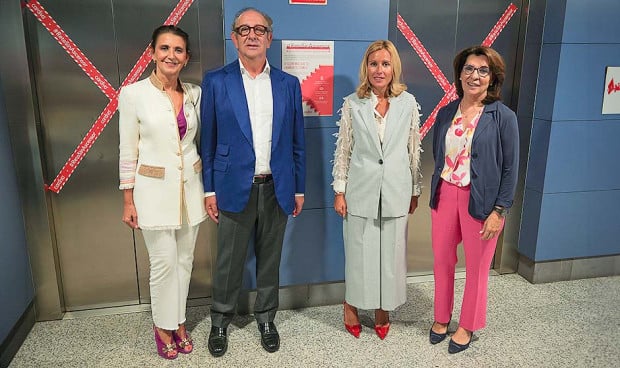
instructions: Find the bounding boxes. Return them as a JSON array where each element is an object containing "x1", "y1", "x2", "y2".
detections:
[
  {"x1": 24, "y1": 0, "x2": 224, "y2": 311},
  {"x1": 392, "y1": 0, "x2": 525, "y2": 274}
]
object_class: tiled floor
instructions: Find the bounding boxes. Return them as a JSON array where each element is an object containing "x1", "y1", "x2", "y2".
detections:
[{"x1": 9, "y1": 274, "x2": 620, "y2": 367}]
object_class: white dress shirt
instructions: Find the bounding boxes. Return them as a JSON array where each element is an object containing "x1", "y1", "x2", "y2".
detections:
[{"x1": 240, "y1": 59, "x2": 274, "y2": 175}]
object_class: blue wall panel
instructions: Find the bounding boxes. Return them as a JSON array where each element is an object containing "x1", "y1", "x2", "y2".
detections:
[
  {"x1": 519, "y1": 188, "x2": 543, "y2": 260},
  {"x1": 0, "y1": 78, "x2": 33, "y2": 343},
  {"x1": 525, "y1": 118, "x2": 551, "y2": 193},
  {"x1": 562, "y1": 0, "x2": 620, "y2": 44},
  {"x1": 533, "y1": 43, "x2": 561, "y2": 121},
  {"x1": 224, "y1": 0, "x2": 389, "y2": 41},
  {"x1": 542, "y1": 0, "x2": 567, "y2": 44},
  {"x1": 304, "y1": 127, "x2": 338, "y2": 209},
  {"x1": 535, "y1": 190, "x2": 620, "y2": 260},
  {"x1": 553, "y1": 44, "x2": 620, "y2": 121},
  {"x1": 544, "y1": 120, "x2": 620, "y2": 193}
]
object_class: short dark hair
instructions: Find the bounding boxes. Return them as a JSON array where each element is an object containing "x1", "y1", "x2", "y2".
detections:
[
  {"x1": 150, "y1": 25, "x2": 191, "y2": 55},
  {"x1": 231, "y1": 7, "x2": 273, "y2": 32},
  {"x1": 453, "y1": 46, "x2": 505, "y2": 104}
]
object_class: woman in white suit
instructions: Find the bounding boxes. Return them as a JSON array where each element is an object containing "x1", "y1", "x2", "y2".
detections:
[
  {"x1": 118, "y1": 25, "x2": 206, "y2": 360},
  {"x1": 332, "y1": 40, "x2": 422, "y2": 340}
]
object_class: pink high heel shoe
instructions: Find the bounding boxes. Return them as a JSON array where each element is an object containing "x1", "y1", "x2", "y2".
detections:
[
  {"x1": 153, "y1": 326, "x2": 178, "y2": 360},
  {"x1": 173, "y1": 329, "x2": 193, "y2": 354}
]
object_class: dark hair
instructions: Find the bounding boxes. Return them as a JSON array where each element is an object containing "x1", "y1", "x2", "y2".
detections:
[
  {"x1": 150, "y1": 25, "x2": 191, "y2": 55},
  {"x1": 453, "y1": 46, "x2": 505, "y2": 104},
  {"x1": 231, "y1": 7, "x2": 273, "y2": 32}
]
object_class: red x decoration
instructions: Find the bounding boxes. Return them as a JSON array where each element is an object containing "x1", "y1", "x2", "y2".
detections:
[
  {"x1": 25, "y1": 0, "x2": 195, "y2": 193},
  {"x1": 397, "y1": 3, "x2": 518, "y2": 139}
]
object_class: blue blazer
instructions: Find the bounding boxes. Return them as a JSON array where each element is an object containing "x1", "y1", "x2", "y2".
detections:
[
  {"x1": 200, "y1": 60, "x2": 306, "y2": 215},
  {"x1": 429, "y1": 99, "x2": 519, "y2": 220}
]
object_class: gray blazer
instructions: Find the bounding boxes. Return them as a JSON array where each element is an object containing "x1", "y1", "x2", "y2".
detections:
[
  {"x1": 429, "y1": 99, "x2": 519, "y2": 220},
  {"x1": 343, "y1": 91, "x2": 421, "y2": 219}
]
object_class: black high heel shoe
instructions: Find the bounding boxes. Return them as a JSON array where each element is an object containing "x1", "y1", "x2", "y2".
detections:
[
  {"x1": 429, "y1": 321, "x2": 449, "y2": 344},
  {"x1": 448, "y1": 330, "x2": 473, "y2": 354}
]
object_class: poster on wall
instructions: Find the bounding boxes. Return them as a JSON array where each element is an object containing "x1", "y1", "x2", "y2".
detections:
[
  {"x1": 602, "y1": 66, "x2": 620, "y2": 114},
  {"x1": 282, "y1": 40, "x2": 334, "y2": 116},
  {"x1": 289, "y1": 0, "x2": 327, "y2": 4}
]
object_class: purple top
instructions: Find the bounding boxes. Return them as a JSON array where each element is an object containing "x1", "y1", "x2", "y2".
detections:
[{"x1": 177, "y1": 105, "x2": 187, "y2": 139}]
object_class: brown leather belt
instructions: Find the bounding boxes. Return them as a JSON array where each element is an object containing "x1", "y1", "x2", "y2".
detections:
[{"x1": 252, "y1": 174, "x2": 273, "y2": 184}]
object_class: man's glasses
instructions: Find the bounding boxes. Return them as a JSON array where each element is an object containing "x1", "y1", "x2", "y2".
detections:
[
  {"x1": 462, "y1": 64, "x2": 490, "y2": 77},
  {"x1": 234, "y1": 25, "x2": 270, "y2": 36}
]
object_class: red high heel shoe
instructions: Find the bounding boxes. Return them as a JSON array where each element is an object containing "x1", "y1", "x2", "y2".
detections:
[
  {"x1": 343, "y1": 302, "x2": 362, "y2": 338},
  {"x1": 374, "y1": 323, "x2": 391, "y2": 340},
  {"x1": 374, "y1": 309, "x2": 390, "y2": 340},
  {"x1": 153, "y1": 326, "x2": 178, "y2": 360}
]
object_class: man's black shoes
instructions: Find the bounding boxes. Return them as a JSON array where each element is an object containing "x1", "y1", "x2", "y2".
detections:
[
  {"x1": 258, "y1": 322, "x2": 280, "y2": 353},
  {"x1": 208, "y1": 326, "x2": 228, "y2": 357}
]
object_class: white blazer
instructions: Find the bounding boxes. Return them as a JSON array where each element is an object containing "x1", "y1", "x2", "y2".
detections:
[{"x1": 118, "y1": 72, "x2": 207, "y2": 230}]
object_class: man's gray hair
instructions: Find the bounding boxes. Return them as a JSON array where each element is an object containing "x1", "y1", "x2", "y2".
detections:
[{"x1": 231, "y1": 7, "x2": 273, "y2": 32}]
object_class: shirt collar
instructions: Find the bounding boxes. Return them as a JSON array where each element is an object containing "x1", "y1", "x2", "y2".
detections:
[{"x1": 239, "y1": 59, "x2": 271, "y2": 77}]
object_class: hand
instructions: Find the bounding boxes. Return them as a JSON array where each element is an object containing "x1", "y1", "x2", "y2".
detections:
[
  {"x1": 409, "y1": 196, "x2": 419, "y2": 214},
  {"x1": 122, "y1": 203, "x2": 139, "y2": 229},
  {"x1": 205, "y1": 195, "x2": 219, "y2": 223},
  {"x1": 334, "y1": 194, "x2": 347, "y2": 218},
  {"x1": 480, "y1": 211, "x2": 503, "y2": 240},
  {"x1": 293, "y1": 196, "x2": 305, "y2": 217}
]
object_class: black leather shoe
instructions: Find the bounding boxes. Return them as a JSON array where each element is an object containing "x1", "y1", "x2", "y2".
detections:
[
  {"x1": 448, "y1": 335, "x2": 472, "y2": 354},
  {"x1": 429, "y1": 321, "x2": 449, "y2": 344},
  {"x1": 429, "y1": 328, "x2": 447, "y2": 344},
  {"x1": 258, "y1": 322, "x2": 280, "y2": 353},
  {"x1": 208, "y1": 326, "x2": 228, "y2": 357}
]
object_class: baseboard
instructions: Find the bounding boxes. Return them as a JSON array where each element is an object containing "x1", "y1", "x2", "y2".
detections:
[
  {"x1": 0, "y1": 301, "x2": 35, "y2": 368},
  {"x1": 518, "y1": 253, "x2": 620, "y2": 284}
]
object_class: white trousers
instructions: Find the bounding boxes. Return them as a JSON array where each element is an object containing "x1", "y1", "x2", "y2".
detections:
[{"x1": 141, "y1": 222, "x2": 199, "y2": 330}]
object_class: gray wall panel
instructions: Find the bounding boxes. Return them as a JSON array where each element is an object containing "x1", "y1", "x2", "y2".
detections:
[{"x1": 1, "y1": 0, "x2": 62, "y2": 320}]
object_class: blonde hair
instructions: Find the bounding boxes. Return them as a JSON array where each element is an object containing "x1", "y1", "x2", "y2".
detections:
[{"x1": 356, "y1": 40, "x2": 407, "y2": 99}]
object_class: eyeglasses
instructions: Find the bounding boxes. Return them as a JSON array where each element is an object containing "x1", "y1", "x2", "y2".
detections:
[
  {"x1": 462, "y1": 64, "x2": 490, "y2": 77},
  {"x1": 234, "y1": 25, "x2": 270, "y2": 36}
]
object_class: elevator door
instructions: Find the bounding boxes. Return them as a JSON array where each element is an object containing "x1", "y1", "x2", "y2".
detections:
[
  {"x1": 25, "y1": 0, "x2": 223, "y2": 311},
  {"x1": 393, "y1": 0, "x2": 524, "y2": 274}
]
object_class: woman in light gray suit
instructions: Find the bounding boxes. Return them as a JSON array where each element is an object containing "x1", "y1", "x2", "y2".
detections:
[{"x1": 332, "y1": 40, "x2": 422, "y2": 340}]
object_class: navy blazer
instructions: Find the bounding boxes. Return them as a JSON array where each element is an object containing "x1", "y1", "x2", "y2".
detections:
[
  {"x1": 429, "y1": 99, "x2": 519, "y2": 220},
  {"x1": 200, "y1": 60, "x2": 306, "y2": 215}
]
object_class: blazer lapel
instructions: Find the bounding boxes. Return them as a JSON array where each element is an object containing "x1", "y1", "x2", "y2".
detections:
[
  {"x1": 224, "y1": 61, "x2": 253, "y2": 146},
  {"x1": 472, "y1": 101, "x2": 498, "y2": 143},
  {"x1": 352, "y1": 97, "x2": 382, "y2": 155},
  {"x1": 382, "y1": 95, "x2": 406, "y2": 149},
  {"x1": 270, "y1": 68, "x2": 285, "y2": 149}
]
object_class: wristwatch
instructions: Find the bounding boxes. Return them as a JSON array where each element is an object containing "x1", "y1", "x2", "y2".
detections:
[{"x1": 493, "y1": 206, "x2": 508, "y2": 217}]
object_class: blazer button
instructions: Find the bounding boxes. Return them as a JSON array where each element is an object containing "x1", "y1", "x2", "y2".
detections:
[
  {"x1": 472, "y1": 153, "x2": 478, "y2": 158},
  {"x1": 472, "y1": 172, "x2": 477, "y2": 178},
  {"x1": 178, "y1": 166, "x2": 183, "y2": 170},
  {"x1": 378, "y1": 159, "x2": 383, "y2": 165}
]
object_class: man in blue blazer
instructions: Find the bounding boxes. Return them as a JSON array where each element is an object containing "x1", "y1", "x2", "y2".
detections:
[{"x1": 200, "y1": 7, "x2": 305, "y2": 357}]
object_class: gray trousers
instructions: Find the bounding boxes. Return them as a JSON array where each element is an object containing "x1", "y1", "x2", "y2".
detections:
[{"x1": 210, "y1": 180, "x2": 288, "y2": 328}]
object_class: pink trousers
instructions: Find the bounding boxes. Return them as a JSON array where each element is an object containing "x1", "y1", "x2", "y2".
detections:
[{"x1": 431, "y1": 180, "x2": 503, "y2": 331}]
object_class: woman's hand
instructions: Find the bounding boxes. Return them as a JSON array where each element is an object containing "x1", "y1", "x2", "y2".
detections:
[
  {"x1": 122, "y1": 189, "x2": 139, "y2": 229},
  {"x1": 480, "y1": 212, "x2": 503, "y2": 240},
  {"x1": 334, "y1": 193, "x2": 347, "y2": 218},
  {"x1": 409, "y1": 196, "x2": 419, "y2": 214}
]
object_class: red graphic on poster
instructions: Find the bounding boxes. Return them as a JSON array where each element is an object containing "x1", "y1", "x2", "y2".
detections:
[
  {"x1": 608, "y1": 78, "x2": 620, "y2": 94},
  {"x1": 301, "y1": 65, "x2": 334, "y2": 116}
]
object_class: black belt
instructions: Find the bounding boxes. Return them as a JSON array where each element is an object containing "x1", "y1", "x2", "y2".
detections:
[{"x1": 253, "y1": 174, "x2": 273, "y2": 184}]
